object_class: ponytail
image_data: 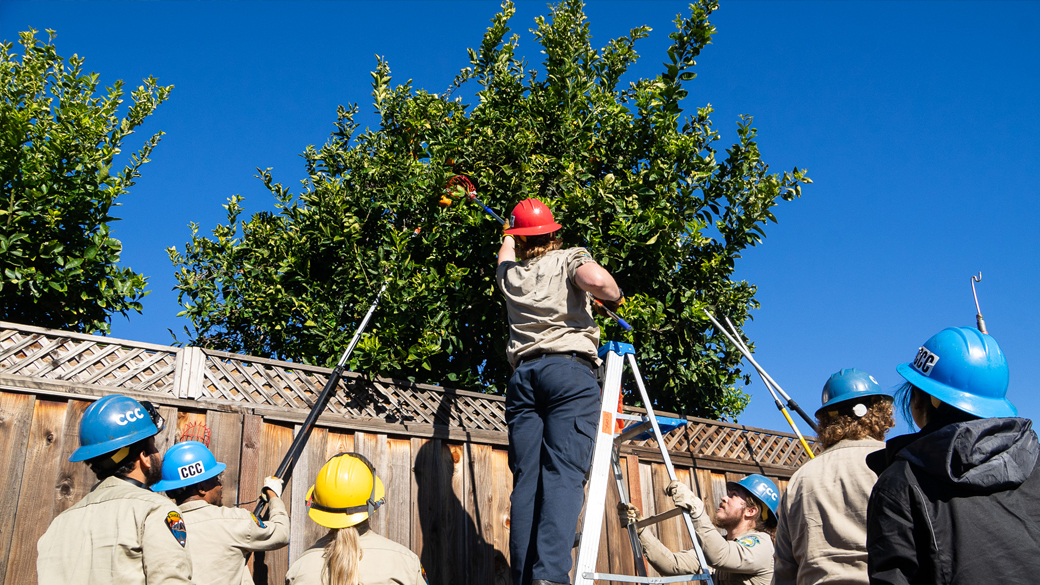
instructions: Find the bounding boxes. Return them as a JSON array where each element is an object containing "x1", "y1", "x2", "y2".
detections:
[{"x1": 321, "y1": 525, "x2": 363, "y2": 585}]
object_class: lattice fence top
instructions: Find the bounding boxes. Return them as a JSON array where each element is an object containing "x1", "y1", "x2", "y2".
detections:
[
  {"x1": 0, "y1": 323, "x2": 179, "y2": 393},
  {"x1": 0, "y1": 321, "x2": 816, "y2": 468}
]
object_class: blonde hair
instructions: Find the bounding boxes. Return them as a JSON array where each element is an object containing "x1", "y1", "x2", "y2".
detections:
[{"x1": 322, "y1": 525, "x2": 363, "y2": 585}]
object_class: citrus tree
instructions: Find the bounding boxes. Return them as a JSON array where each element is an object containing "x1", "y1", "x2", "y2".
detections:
[
  {"x1": 169, "y1": 0, "x2": 809, "y2": 419},
  {"x1": 1, "y1": 29, "x2": 171, "y2": 333}
]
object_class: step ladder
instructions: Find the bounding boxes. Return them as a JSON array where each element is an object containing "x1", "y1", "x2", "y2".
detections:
[{"x1": 573, "y1": 341, "x2": 714, "y2": 585}]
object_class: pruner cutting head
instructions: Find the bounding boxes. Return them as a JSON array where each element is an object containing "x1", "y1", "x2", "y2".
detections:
[{"x1": 971, "y1": 272, "x2": 987, "y2": 334}]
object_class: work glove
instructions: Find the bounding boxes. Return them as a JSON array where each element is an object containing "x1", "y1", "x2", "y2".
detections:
[
  {"x1": 666, "y1": 480, "x2": 704, "y2": 517},
  {"x1": 617, "y1": 502, "x2": 645, "y2": 534},
  {"x1": 261, "y1": 476, "x2": 284, "y2": 501}
]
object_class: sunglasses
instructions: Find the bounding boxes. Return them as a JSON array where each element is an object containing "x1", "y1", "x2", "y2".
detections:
[{"x1": 139, "y1": 400, "x2": 166, "y2": 433}]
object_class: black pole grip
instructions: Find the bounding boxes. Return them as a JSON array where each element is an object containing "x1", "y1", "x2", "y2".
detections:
[
  {"x1": 253, "y1": 365, "x2": 345, "y2": 517},
  {"x1": 786, "y1": 398, "x2": 820, "y2": 435}
]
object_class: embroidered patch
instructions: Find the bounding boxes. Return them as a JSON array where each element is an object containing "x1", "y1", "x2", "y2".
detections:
[
  {"x1": 251, "y1": 512, "x2": 266, "y2": 528},
  {"x1": 737, "y1": 535, "x2": 761, "y2": 548},
  {"x1": 165, "y1": 511, "x2": 187, "y2": 547}
]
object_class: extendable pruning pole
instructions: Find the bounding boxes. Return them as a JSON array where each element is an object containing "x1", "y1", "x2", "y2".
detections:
[
  {"x1": 703, "y1": 310, "x2": 819, "y2": 459},
  {"x1": 254, "y1": 283, "x2": 388, "y2": 517}
]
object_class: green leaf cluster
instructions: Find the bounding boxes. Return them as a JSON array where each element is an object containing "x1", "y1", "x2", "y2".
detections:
[
  {"x1": 0, "y1": 30, "x2": 171, "y2": 333},
  {"x1": 169, "y1": 0, "x2": 809, "y2": 420}
]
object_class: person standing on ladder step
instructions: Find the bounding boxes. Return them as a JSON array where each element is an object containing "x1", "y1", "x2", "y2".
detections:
[
  {"x1": 37, "y1": 394, "x2": 195, "y2": 584},
  {"x1": 773, "y1": 368, "x2": 895, "y2": 585},
  {"x1": 152, "y1": 440, "x2": 289, "y2": 585},
  {"x1": 285, "y1": 452, "x2": 427, "y2": 585},
  {"x1": 618, "y1": 474, "x2": 778, "y2": 585},
  {"x1": 866, "y1": 327, "x2": 1040, "y2": 585},
  {"x1": 497, "y1": 197, "x2": 624, "y2": 585}
]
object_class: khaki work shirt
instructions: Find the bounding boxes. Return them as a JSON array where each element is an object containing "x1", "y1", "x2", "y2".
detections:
[
  {"x1": 284, "y1": 527, "x2": 426, "y2": 585},
  {"x1": 497, "y1": 247, "x2": 599, "y2": 369},
  {"x1": 178, "y1": 495, "x2": 290, "y2": 585},
  {"x1": 37, "y1": 476, "x2": 194, "y2": 585},
  {"x1": 639, "y1": 510, "x2": 773, "y2": 585},
  {"x1": 773, "y1": 438, "x2": 883, "y2": 585}
]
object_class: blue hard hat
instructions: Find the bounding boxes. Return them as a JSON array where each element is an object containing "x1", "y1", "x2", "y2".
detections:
[
  {"x1": 815, "y1": 368, "x2": 892, "y2": 418},
  {"x1": 896, "y1": 326, "x2": 1015, "y2": 419},
  {"x1": 727, "y1": 474, "x2": 780, "y2": 523},
  {"x1": 151, "y1": 441, "x2": 226, "y2": 492},
  {"x1": 70, "y1": 394, "x2": 163, "y2": 462}
]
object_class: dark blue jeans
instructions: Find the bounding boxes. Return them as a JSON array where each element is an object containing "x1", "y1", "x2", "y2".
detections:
[{"x1": 506, "y1": 356, "x2": 601, "y2": 585}]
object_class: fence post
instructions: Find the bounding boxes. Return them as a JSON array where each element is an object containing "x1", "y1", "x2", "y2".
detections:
[{"x1": 173, "y1": 347, "x2": 206, "y2": 400}]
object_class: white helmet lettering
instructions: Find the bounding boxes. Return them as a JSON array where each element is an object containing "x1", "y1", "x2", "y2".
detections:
[{"x1": 115, "y1": 414, "x2": 127, "y2": 425}]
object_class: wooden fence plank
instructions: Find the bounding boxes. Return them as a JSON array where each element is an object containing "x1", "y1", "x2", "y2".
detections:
[
  {"x1": 651, "y1": 463, "x2": 685, "y2": 559},
  {"x1": 468, "y1": 443, "x2": 495, "y2": 585},
  {"x1": 449, "y1": 443, "x2": 468, "y2": 585},
  {"x1": 52, "y1": 400, "x2": 96, "y2": 517},
  {"x1": 206, "y1": 410, "x2": 244, "y2": 508},
  {"x1": 490, "y1": 447, "x2": 511, "y2": 585},
  {"x1": 637, "y1": 461, "x2": 658, "y2": 578},
  {"x1": 410, "y1": 437, "x2": 426, "y2": 562},
  {"x1": 256, "y1": 420, "x2": 294, "y2": 585},
  {"x1": 4, "y1": 399, "x2": 69, "y2": 585},
  {"x1": 354, "y1": 432, "x2": 389, "y2": 537},
  {"x1": 289, "y1": 425, "x2": 327, "y2": 565},
  {"x1": 0, "y1": 392, "x2": 35, "y2": 583},
  {"x1": 387, "y1": 438, "x2": 412, "y2": 548},
  {"x1": 153, "y1": 404, "x2": 179, "y2": 454},
  {"x1": 324, "y1": 429, "x2": 354, "y2": 461}
]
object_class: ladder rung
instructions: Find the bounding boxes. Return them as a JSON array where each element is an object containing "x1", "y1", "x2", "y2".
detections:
[
  {"x1": 583, "y1": 572, "x2": 711, "y2": 583},
  {"x1": 634, "y1": 507, "x2": 684, "y2": 529}
]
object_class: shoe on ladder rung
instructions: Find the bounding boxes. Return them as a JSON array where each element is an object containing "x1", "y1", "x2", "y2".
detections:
[{"x1": 572, "y1": 342, "x2": 714, "y2": 585}]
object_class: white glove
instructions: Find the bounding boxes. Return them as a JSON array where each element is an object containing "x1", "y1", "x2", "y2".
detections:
[
  {"x1": 617, "y1": 502, "x2": 644, "y2": 534},
  {"x1": 666, "y1": 480, "x2": 704, "y2": 517},
  {"x1": 262, "y1": 476, "x2": 283, "y2": 499}
]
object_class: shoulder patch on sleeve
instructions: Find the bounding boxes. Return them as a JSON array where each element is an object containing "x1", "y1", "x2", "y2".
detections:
[
  {"x1": 250, "y1": 512, "x2": 266, "y2": 528},
  {"x1": 165, "y1": 511, "x2": 187, "y2": 547},
  {"x1": 737, "y1": 535, "x2": 761, "y2": 548}
]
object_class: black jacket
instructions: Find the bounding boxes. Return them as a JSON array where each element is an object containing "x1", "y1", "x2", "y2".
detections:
[{"x1": 865, "y1": 417, "x2": 1040, "y2": 585}]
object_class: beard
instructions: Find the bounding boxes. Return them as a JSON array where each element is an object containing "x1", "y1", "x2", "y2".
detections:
[{"x1": 143, "y1": 452, "x2": 164, "y2": 486}]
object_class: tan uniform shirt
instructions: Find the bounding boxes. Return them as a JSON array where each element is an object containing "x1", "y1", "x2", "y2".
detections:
[
  {"x1": 178, "y1": 495, "x2": 290, "y2": 585},
  {"x1": 496, "y1": 247, "x2": 599, "y2": 368},
  {"x1": 773, "y1": 438, "x2": 883, "y2": 585},
  {"x1": 639, "y1": 510, "x2": 773, "y2": 585},
  {"x1": 284, "y1": 527, "x2": 426, "y2": 585},
  {"x1": 37, "y1": 476, "x2": 194, "y2": 585}
]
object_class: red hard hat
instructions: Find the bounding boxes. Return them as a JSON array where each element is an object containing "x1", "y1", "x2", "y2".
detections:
[{"x1": 505, "y1": 199, "x2": 562, "y2": 236}]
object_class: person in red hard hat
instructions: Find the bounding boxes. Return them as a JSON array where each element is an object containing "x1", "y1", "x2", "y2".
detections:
[{"x1": 497, "y1": 198, "x2": 623, "y2": 585}]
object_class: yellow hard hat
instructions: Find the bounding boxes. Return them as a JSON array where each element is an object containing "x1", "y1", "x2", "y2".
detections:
[{"x1": 306, "y1": 453, "x2": 385, "y2": 529}]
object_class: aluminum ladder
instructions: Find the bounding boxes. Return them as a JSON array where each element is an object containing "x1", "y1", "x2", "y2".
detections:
[{"x1": 573, "y1": 341, "x2": 714, "y2": 585}]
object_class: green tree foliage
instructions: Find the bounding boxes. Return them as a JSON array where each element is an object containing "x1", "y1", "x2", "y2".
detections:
[
  {"x1": 0, "y1": 30, "x2": 172, "y2": 333},
  {"x1": 170, "y1": 0, "x2": 809, "y2": 419}
]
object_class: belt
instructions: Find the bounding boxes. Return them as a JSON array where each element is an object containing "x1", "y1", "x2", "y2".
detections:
[{"x1": 519, "y1": 352, "x2": 595, "y2": 370}]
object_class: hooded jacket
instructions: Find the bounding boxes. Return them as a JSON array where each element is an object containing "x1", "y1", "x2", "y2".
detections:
[{"x1": 865, "y1": 417, "x2": 1040, "y2": 585}]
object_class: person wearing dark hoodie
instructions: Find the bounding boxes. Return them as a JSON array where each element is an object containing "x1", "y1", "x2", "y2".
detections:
[{"x1": 865, "y1": 326, "x2": 1040, "y2": 585}]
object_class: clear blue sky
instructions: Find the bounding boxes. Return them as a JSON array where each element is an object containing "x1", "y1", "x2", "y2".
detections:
[{"x1": 3, "y1": 1, "x2": 1038, "y2": 437}]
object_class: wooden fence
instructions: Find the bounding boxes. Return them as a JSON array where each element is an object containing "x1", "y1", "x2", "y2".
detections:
[{"x1": 0, "y1": 321, "x2": 818, "y2": 584}]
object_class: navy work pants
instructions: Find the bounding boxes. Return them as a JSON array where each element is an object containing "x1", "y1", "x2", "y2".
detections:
[{"x1": 506, "y1": 356, "x2": 601, "y2": 585}]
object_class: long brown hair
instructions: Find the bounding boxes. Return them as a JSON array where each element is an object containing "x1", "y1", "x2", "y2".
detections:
[
  {"x1": 516, "y1": 231, "x2": 562, "y2": 261},
  {"x1": 322, "y1": 524, "x2": 363, "y2": 585}
]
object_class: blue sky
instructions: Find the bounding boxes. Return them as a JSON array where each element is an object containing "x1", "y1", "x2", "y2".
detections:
[{"x1": 3, "y1": 1, "x2": 1038, "y2": 437}]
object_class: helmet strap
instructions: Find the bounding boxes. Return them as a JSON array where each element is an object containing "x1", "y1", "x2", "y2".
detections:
[{"x1": 311, "y1": 452, "x2": 385, "y2": 517}]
